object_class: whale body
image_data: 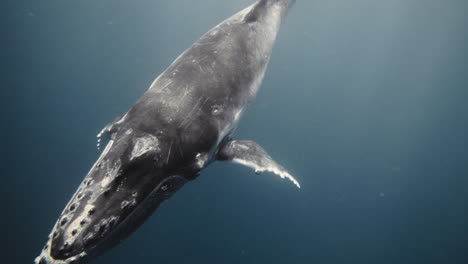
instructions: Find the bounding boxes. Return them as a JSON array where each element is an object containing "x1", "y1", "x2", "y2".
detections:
[{"x1": 36, "y1": 1, "x2": 298, "y2": 263}]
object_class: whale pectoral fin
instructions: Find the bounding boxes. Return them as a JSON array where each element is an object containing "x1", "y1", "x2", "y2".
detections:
[
  {"x1": 217, "y1": 140, "x2": 300, "y2": 188},
  {"x1": 97, "y1": 114, "x2": 126, "y2": 150}
]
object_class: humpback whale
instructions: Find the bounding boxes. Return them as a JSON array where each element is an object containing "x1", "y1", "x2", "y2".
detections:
[{"x1": 36, "y1": 1, "x2": 298, "y2": 263}]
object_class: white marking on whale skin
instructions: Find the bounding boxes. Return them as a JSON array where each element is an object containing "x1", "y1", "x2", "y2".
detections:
[
  {"x1": 115, "y1": 113, "x2": 127, "y2": 126},
  {"x1": 178, "y1": 86, "x2": 193, "y2": 104},
  {"x1": 64, "y1": 204, "x2": 95, "y2": 246},
  {"x1": 101, "y1": 159, "x2": 121, "y2": 188},
  {"x1": 130, "y1": 135, "x2": 160, "y2": 161},
  {"x1": 96, "y1": 129, "x2": 106, "y2": 139},
  {"x1": 35, "y1": 251, "x2": 87, "y2": 264},
  {"x1": 160, "y1": 78, "x2": 174, "y2": 92},
  {"x1": 101, "y1": 176, "x2": 111, "y2": 189},
  {"x1": 178, "y1": 97, "x2": 205, "y2": 129},
  {"x1": 195, "y1": 153, "x2": 209, "y2": 169},
  {"x1": 215, "y1": 108, "x2": 243, "y2": 147},
  {"x1": 211, "y1": 105, "x2": 223, "y2": 115},
  {"x1": 233, "y1": 158, "x2": 301, "y2": 189},
  {"x1": 35, "y1": 233, "x2": 88, "y2": 264},
  {"x1": 166, "y1": 140, "x2": 173, "y2": 164},
  {"x1": 148, "y1": 74, "x2": 162, "y2": 91},
  {"x1": 96, "y1": 124, "x2": 115, "y2": 150},
  {"x1": 100, "y1": 140, "x2": 114, "y2": 157},
  {"x1": 159, "y1": 85, "x2": 196, "y2": 117},
  {"x1": 87, "y1": 140, "x2": 114, "y2": 178}
]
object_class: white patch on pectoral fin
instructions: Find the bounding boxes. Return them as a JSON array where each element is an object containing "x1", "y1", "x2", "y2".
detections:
[
  {"x1": 97, "y1": 114, "x2": 127, "y2": 150},
  {"x1": 217, "y1": 140, "x2": 300, "y2": 188}
]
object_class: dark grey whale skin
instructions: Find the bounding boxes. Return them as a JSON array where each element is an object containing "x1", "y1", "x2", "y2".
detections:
[{"x1": 35, "y1": 1, "x2": 295, "y2": 263}]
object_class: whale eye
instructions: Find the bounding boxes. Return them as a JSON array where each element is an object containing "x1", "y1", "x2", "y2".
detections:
[{"x1": 211, "y1": 105, "x2": 223, "y2": 115}]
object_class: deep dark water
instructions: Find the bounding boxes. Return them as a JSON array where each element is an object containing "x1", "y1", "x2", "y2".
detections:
[{"x1": 4, "y1": 0, "x2": 468, "y2": 263}]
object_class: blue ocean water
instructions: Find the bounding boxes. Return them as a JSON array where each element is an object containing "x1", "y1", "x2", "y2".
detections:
[{"x1": 4, "y1": 0, "x2": 468, "y2": 263}]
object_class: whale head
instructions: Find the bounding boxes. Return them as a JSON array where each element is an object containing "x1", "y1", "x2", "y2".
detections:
[{"x1": 35, "y1": 130, "x2": 191, "y2": 264}]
